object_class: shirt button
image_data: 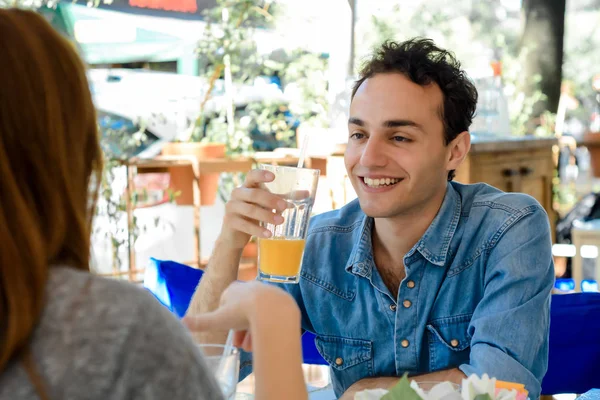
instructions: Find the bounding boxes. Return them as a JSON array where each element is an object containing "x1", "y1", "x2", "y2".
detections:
[
  {"x1": 407, "y1": 281, "x2": 415, "y2": 289},
  {"x1": 335, "y1": 357, "x2": 343, "y2": 366},
  {"x1": 401, "y1": 339, "x2": 410, "y2": 348},
  {"x1": 402, "y1": 300, "x2": 412, "y2": 308},
  {"x1": 389, "y1": 304, "x2": 397, "y2": 311},
  {"x1": 450, "y1": 339, "x2": 459, "y2": 348}
]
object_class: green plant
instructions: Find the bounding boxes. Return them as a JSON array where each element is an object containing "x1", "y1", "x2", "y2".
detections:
[
  {"x1": 360, "y1": 1, "x2": 556, "y2": 137},
  {"x1": 188, "y1": 0, "x2": 328, "y2": 202},
  {"x1": 280, "y1": 50, "x2": 329, "y2": 129},
  {"x1": 96, "y1": 124, "x2": 176, "y2": 275},
  {"x1": 95, "y1": 126, "x2": 145, "y2": 275},
  {"x1": 501, "y1": 49, "x2": 550, "y2": 136},
  {"x1": 188, "y1": 0, "x2": 276, "y2": 151},
  {"x1": 185, "y1": 0, "x2": 274, "y2": 202}
]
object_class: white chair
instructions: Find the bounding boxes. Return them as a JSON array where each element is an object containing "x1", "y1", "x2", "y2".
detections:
[{"x1": 571, "y1": 219, "x2": 600, "y2": 292}]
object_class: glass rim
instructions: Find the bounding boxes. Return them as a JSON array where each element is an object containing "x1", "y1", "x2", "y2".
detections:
[
  {"x1": 257, "y1": 163, "x2": 320, "y2": 175},
  {"x1": 196, "y1": 343, "x2": 240, "y2": 359}
]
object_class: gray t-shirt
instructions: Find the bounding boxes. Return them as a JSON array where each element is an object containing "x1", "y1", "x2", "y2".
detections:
[{"x1": 0, "y1": 267, "x2": 223, "y2": 400}]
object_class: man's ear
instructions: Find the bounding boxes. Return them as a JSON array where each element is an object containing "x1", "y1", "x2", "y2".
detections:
[{"x1": 446, "y1": 131, "x2": 471, "y2": 171}]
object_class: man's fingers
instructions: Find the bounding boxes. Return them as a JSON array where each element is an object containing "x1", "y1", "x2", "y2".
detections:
[
  {"x1": 241, "y1": 333, "x2": 253, "y2": 352},
  {"x1": 233, "y1": 330, "x2": 247, "y2": 348},
  {"x1": 231, "y1": 187, "x2": 287, "y2": 213},
  {"x1": 244, "y1": 169, "x2": 275, "y2": 188},
  {"x1": 226, "y1": 216, "x2": 270, "y2": 238},
  {"x1": 227, "y1": 201, "x2": 283, "y2": 227}
]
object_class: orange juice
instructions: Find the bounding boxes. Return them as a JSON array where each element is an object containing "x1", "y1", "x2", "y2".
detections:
[{"x1": 258, "y1": 237, "x2": 306, "y2": 276}]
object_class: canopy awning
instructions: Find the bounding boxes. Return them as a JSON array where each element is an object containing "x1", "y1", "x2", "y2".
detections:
[{"x1": 42, "y1": 3, "x2": 204, "y2": 64}]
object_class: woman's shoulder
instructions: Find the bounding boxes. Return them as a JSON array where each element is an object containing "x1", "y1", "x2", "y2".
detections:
[
  {"x1": 47, "y1": 266, "x2": 162, "y2": 326},
  {"x1": 37, "y1": 267, "x2": 222, "y2": 399},
  {"x1": 45, "y1": 266, "x2": 189, "y2": 339}
]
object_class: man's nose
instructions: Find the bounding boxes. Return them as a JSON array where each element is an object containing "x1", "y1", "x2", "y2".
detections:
[{"x1": 360, "y1": 138, "x2": 387, "y2": 168}]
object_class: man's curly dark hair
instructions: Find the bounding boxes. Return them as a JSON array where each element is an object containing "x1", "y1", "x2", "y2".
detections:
[{"x1": 352, "y1": 38, "x2": 478, "y2": 181}]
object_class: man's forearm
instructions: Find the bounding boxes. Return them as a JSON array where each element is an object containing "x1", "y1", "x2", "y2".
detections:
[
  {"x1": 412, "y1": 368, "x2": 466, "y2": 385},
  {"x1": 340, "y1": 368, "x2": 466, "y2": 400},
  {"x1": 185, "y1": 236, "x2": 243, "y2": 343}
]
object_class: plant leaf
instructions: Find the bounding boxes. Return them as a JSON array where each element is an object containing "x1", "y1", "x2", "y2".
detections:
[
  {"x1": 382, "y1": 374, "x2": 422, "y2": 400},
  {"x1": 474, "y1": 394, "x2": 493, "y2": 400}
]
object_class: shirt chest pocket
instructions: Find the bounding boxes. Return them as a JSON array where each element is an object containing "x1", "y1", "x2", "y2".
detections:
[
  {"x1": 426, "y1": 314, "x2": 472, "y2": 372},
  {"x1": 314, "y1": 335, "x2": 373, "y2": 395}
]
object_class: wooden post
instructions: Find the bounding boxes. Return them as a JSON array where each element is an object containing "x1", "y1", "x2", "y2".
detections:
[
  {"x1": 125, "y1": 163, "x2": 137, "y2": 281},
  {"x1": 191, "y1": 159, "x2": 202, "y2": 269}
]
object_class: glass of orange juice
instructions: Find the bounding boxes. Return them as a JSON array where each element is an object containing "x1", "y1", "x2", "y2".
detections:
[{"x1": 257, "y1": 164, "x2": 320, "y2": 283}]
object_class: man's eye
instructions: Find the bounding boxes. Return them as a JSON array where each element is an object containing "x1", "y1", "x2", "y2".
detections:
[
  {"x1": 393, "y1": 136, "x2": 410, "y2": 142},
  {"x1": 350, "y1": 132, "x2": 365, "y2": 140}
]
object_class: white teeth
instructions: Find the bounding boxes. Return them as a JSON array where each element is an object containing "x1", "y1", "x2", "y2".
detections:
[{"x1": 364, "y1": 177, "x2": 401, "y2": 188}]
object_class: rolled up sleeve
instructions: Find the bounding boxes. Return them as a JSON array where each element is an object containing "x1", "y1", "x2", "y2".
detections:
[{"x1": 459, "y1": 205, "x2": 554, "y2": 399}]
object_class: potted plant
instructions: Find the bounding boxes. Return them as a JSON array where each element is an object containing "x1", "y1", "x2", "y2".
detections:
[
  {"x1": 162, "y1": 0, "x2": 275, "y2": 206},
  {"x1": 95, "y1": 124, "x2": 176, "y2": 279}
]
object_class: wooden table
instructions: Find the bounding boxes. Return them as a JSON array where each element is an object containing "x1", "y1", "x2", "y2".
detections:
[{"x1": 119, "y1": 153, "x2": 302, "y2": 280}]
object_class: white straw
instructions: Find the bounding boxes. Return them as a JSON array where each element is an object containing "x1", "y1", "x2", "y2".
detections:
[
  {"x1": 297, "y1": 132, "x2": 310, "y2": 168},
  {"x1": 217, "y1": 329, "x2": 235, "y2": 375}
]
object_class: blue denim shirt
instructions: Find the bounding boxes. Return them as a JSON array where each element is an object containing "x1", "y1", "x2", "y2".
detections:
[{"x1": 241, "y1": 182, "x2": 554, "y2": 399}]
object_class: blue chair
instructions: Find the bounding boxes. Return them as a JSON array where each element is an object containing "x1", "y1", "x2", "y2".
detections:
[
  {"x1": 542, "y1": 292, "x2": 600, "y2": 395},
  {"x1": 144, "y1": 258, "x2": 600, "y2": 389},
  {"x1": 143, "y1": 258, "x2": 327, "y2": 365}
]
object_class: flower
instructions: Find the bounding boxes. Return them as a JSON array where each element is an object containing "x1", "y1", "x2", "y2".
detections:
[{"x1": 354, "y1": 374, "x2": 521, "y2": 400}]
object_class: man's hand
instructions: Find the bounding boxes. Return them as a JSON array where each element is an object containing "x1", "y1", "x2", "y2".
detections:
[
  {"x1": 340, "y1": 368, "x2": 466, "y2": 399},
  {"x1": 221, "y1": 168, "x2": 289, "y2": 251}
]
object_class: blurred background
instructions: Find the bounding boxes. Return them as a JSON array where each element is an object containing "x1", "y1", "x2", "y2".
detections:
[{"x1": 2, "y1": 0, "x2": 600, "y2": 292}]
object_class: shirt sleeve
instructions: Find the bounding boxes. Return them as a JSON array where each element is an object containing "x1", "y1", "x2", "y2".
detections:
[
  {"x1": 119, "y1": 290, "x2": 225, "y2": 400},
  {"x1": 459, "y1": 205, "x2": 554, "y2": 400}
]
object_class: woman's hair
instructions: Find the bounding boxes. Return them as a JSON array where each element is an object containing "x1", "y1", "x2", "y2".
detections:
[{"x1": 0, "y1": 7, "x2": 102, "y2": 375}]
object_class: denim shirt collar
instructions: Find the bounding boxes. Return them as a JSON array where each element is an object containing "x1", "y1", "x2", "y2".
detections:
[
  {"x1": 344, "y1": 216, "x2": 374, "y2": 278},
  {"x1": 345, "y1": 182, "x2": 462, "y2": 276}
]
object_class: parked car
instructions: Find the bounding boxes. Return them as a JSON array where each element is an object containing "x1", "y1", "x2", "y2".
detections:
[{"x1": 88, "y1": 68, "x2": 298, "y2": 156}]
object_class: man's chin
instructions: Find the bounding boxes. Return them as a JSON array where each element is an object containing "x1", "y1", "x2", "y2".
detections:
[{"x1": 357, "y1": 199, "x2": 399, "y2": 219}]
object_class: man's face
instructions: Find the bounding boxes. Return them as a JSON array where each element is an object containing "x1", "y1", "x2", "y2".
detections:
[{"x1": 345, "y1": 72, "x2": 458, "y2": 219}]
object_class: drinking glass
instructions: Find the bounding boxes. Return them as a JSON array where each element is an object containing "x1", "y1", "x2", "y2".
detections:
[
  {"x1": 197, "y1": 344, "x2": 240, "y2": 399},
  {"x1": 257, "y1": 164, "x2": 320, "y2": 284}
]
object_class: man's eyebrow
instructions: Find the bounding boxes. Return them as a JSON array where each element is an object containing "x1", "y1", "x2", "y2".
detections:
[
  {"x1": 348, "y1": 117, "x2": 364, "y2": 126},
  {"x1": 348, "y1": 118, "x2": 425, "y2": 131},
  {"x1": 382, "y1": 119, "x2": 423, "y2": 130}
]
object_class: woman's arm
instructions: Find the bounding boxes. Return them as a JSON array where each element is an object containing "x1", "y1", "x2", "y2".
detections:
[
  {"x1": 185, "y1": 282, "x2": 308, "y2": 400},
  {"x1": 250, "y1": 291, "x2": 307, "y2": 400}
]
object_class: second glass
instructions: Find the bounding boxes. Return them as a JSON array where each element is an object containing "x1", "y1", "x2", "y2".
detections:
[
  {"x1": 197, "y1": 344, "x2": 240, "y2": 399},
  {"x1": 257, "y1": 164, "x2": 320, "y2": 284}
]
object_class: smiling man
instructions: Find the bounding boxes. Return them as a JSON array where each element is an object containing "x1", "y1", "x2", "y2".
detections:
[{"x1": 187, "y1": 38, "x2": 554, "y2": 399}]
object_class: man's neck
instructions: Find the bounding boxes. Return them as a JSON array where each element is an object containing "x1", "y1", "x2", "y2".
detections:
[{"x1": 372, "y1": 188, "x2": 447, "y2": 267}]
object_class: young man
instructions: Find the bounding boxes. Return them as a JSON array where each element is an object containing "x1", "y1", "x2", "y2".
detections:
[{"x1": 187, "y1": 38, "x2": 554, "y2": 399}]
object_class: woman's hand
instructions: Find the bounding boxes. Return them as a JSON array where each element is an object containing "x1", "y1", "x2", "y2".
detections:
[{"x1": 183, "y1": 281, "x2": 300, "y2": 352}]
